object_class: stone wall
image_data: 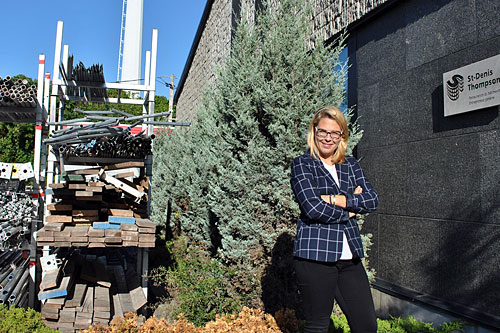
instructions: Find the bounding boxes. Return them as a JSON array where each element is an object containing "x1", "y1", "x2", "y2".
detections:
[
  {"x1": 175, "y1": 0, "x2": 392, "y2": 121},
  {"x1": 175, "y1": 0, "x2": 233, "y2": 121},
  {"x1": 352, "y1": 0, "x2": 500, "y2": 323}
]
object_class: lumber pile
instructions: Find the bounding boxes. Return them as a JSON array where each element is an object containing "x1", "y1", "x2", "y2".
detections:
[
  {"x1": 37, "y1": 161, "x2": 155, "y2": 248},
  {"x1": 40, "y1": 250, "x2": 147, "y2": 332},
  {"x1": 36, "y1": 218, "x2": 155, "y2": 248}
]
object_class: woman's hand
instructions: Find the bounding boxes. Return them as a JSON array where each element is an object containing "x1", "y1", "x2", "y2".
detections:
[{"x1": 321, "y1": 186, "x2": 363, "y2": 218}]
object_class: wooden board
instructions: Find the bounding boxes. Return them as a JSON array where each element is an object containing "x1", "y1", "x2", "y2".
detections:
[
  {"x1": 73, "y1": 216, "x2": 99, "y2": 223},
  {"x1": 104, "y1": 161, "x2": 144, "y2": 170},
  {"x1": 68, "y1": 184, "x2": 87, "y2": 190},
  {"x1": 76, "y1": 195, "x2": 103, "y2": 201},
  {"x1": 120, "y1": 224, "x2": 138, "y2": 231},
  {"x1": 104, "y1": 230, "x2": 121, "y2": 237},
  {"x1": 72, "y1": 210, "x2": 99, "y2": 217},
  {"x1": 88, "y1": 228, "x2": 105, "y2": 237},
  {"x1": 126, "y1": 269, "x2": 147, "y2": 311},
  {"x1": 45, "y1": 215, "x2": 72, "y2": 223},
  {"x1": 94, "y1": 286, "x2": 111, "y2": 312},
  {"x1": 40, "y1": 268, "x2": 61, "y2": 291},
  {"x1": 58, "y1": 309, "x2": 76, "y2": 323},
  {"x1": 114, "y1": 171, "x2": 135, "y2": 178},
  {"x1": 71, "y1": 226, "x2": 90, "y2": 236},
  {"x1": 75, "y1": 191, "x2": 94, "y2": 197},
  {"x1": 104, "y1": 237, "x2": 122, "y2": 244},
  {"x1": 88, "y1": 243, "x2": 106, "y2": 248},
  {"x1": 112, "y1": 293, "x2": 124, "y2": 320},
  {"x1": 138, "y1": 242, "x2": 155, "y2": 248},
  {"x1": 37, "y1": 228, "x2": 54, "y2": 237},
  {"x1": 47, "y1": 203, "x2": 73, "y2": 211},
  {"x1": 138, "y1": 227, "x2": 155, "y2": 234},
  {"x1": 88, "y1": 237, "x2": 106, "y2": 243},
  {"x1": 69, "y1": 237, "x2": 88, "y2": 242},
  {"x1": 122, "y1": 234, "x2": 138, "y2": 242},
  {"x1": 72, "y1": 169, "x2": 100, "y2": 175},
  {"x1": 108, "y1": 208, "x2": 134, "y2": 217},
  {"x1": 65, "y1": 282, "x2": 88, "y2": 308},
  {"x1": 135, "y1": 218, "x2": 155, "y2": 228},
  {"x1": 44, "y1": 223, "x2": 65, "y2": 232},
  {"x1": 48, "y1": 183, "x2": 66, "y2": 189},
  {"x1": 37, "y1": 236, "x2": 55, "y2": 242}
]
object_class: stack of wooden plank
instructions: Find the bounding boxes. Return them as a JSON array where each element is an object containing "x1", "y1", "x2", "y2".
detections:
[
  {"x1": 37, "y1": 161, "x2": 156, "y2": 248},
  {"x1": 36, "y1": 218, "x2": 156, "y2": 248},
  {"x1": 45, "y1": 161, "x2": 148, "y2": 224},
  {"x1": 40, "y1": 251, "x2": 147, "y2": 332}
]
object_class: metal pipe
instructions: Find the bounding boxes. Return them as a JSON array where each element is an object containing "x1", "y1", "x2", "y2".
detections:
[
  {"x1": 7, "y1": 268, "x2": 29, "y2": 304},
  {"x1": 47, "y1": 116, "x2": 91, "y2": 126},
  {"x1": 13, "y1": 279, "x2": 28, "y2": 306}
]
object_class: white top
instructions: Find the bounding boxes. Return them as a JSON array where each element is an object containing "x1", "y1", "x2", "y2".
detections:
[{"x1": 322, "y1": 161, "x2": 353, "y2": 260}]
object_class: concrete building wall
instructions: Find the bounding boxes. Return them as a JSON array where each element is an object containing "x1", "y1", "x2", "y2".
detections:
[
  {"x1": 351, "y1": 0, "x2": 500, "y2": 324},
  {"x1": 174, "y1": 0, "x2": 500, "y2": 327}
]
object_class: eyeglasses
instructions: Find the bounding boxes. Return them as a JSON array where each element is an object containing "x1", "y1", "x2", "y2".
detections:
[{"x1": 315, "y1": 127, "x2": 343, "y2": 140}]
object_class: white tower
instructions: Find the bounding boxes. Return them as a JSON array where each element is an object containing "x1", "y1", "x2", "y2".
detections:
[{"x1": 117, "y1": 0, "x2": 143, "y2": 91}]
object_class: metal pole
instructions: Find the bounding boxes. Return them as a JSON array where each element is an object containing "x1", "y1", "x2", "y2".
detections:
[
  {"x1": 47, "y1": 20, "x2": 63, "y2": 203},
  {"x1": 142, "y1": 50, "x2": 151, "y2": 131},
  {"x1": 148, "y1": 29, "x2": 158, "y2": 137},
  {"x1": 168, "y1": 74, "x2": 174, "y2": 123}
]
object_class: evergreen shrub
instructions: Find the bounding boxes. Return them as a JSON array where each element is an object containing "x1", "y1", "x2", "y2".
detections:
[
  {"x1": 0, "y1": 305, "x2": 54, "y2": 333},
  {"x1": 151, "y1": 0, "x2": 369, "y2": 314},
  {"x1": 150, "y1": 237, "x2": 244, "y2": 326},
  {"x1": 330, "y1": 314, "x2": 464, "y2": 333}
]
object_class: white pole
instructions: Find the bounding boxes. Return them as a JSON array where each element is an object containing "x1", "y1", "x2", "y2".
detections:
[
  {"x1": 41, "y1": 73, "x2": 50, "y2": 186},
  {"x1": 142, "y1": 50, "x2": 151, "y2": 131},
  {"x1": 30, "y1": 53, "x2": 46, "y2": 309},
  {"x1": 148, "y1": 29, "x2": 158, "y2": 137},
  {"x1": 47, "y1": 21, "x2": 64, "y2": 198},
  {"x1": 168, "y1": 74, "x2": 174, "y2": 123}
]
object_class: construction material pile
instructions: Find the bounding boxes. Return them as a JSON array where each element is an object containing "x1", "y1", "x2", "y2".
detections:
[
  {"x1": 0, "y1": 251, "x2": 30, "y2": 307},
  {"x1": 0, "y1": 76, "x2": 37, "y2": 108},
  {"x1": 0, "y1": 191, "x2": 33, "y2": 251},
  {"x1": 44, "y1": 109, "x2": 171, "y2": 159},
  {"x1": 63, "y1": 57, "x2": 108, "y2": 100},
  {"x1": 39, "y1": 249, "x2": 147, "y2": 332},
  {"x1": 36, "y1": 161, "x2": 155, "y2": 248},
  {"x1": 0, "y1": 163, "x2": 36, "y2": 251},
  {"x1": 36, "y1": 218, "x2": 155, "y2": 248}
]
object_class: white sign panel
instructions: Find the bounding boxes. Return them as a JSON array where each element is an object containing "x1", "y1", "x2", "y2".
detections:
[{"x1": 443, "y1": 54, "x2": 500, "y2": 117}]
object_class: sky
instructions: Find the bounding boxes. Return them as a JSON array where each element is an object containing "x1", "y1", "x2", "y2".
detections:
[{"x1": 0, "y1": 0, "x2": 207, "y2": 97}]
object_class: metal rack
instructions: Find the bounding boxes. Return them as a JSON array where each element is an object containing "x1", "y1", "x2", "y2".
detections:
[
  {"x1": 35, "y1": 20, "x2": 162, "y2": 321},
  {"x1": 0, "y1": 53, "x2": 47, "y2": 310}
]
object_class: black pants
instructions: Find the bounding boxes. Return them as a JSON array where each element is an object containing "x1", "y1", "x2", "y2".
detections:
[{"x1": 294, "y1": 257, "x2": 377, "y2": 333}]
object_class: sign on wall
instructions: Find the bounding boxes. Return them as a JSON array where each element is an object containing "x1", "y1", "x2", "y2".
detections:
[{"x1": 443, "y1": 54, "x2": 500, "y2": 117}]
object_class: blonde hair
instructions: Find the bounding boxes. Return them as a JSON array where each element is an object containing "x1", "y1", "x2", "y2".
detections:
[{"x1": 307, "y1": 105, "x2": 349, "y2": 164}]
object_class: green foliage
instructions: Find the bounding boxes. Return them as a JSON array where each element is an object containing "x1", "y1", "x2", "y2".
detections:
[
  {"x1": 150, "y1": 237, "x2": 245, "y2": 327},
  {"x1": 12, "y1": 74, "x2": 36, "y2": 86},
  {"x1": 62, "y1": 93, "x2": 170, "y2": 122},
  {"x1": 330, "y1": 314, "x2": 464, "y2": 333},
  {"x1": 0, "y1": 74, "x2": 37, "y2": 164},
  {"x1": 0, "y1": 122, "x2": 35, "y2": 163},
  {"x1": 151, "y1": 0, "x2": 365, "y2": 310},
  {"x1": 0, "y1": 305, "x2": 55, "y2": 332}
]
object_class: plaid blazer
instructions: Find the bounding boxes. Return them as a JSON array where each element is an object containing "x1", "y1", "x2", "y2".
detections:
[{"x1": 290, "y1": 153, "x2": 378, "y2": 262}]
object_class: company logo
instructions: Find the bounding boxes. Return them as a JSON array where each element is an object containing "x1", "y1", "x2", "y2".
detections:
[{"x1": 446, "y1": 74, "x2": 464, "y2": 101}]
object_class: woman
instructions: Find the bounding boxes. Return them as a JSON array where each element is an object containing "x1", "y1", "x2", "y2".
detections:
[{"x1": 290, "y1": 105, "x2": 378, "y2": 333}]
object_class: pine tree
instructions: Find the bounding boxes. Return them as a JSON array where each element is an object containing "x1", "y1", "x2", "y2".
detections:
[{"x1": 152, "y1": 0, "x2": 366, "y2": 311}]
